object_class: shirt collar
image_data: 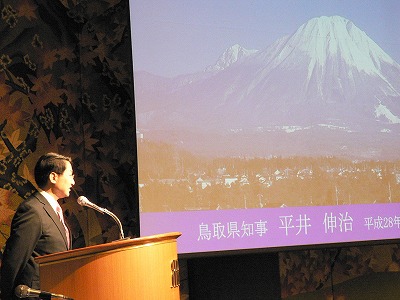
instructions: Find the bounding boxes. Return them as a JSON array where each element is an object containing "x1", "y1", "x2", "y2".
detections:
[{"x1": 38, "y1": 188, "x2": 60, "y2": 214}]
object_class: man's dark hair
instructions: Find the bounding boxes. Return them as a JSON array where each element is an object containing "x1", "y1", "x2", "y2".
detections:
[{"x1": 34, "y1": 153, "x2": 72, "y2": 189}]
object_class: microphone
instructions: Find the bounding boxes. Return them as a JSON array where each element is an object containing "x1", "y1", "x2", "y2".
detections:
[
  {"x1": 15, "y1": 285, "x2": 73, "y2": 299},
  {"x1": 77, "y1": 195, "x2": 106, "y2": 214},
  {"x1": 77, "y1": 196, "x2": 125, "y2": 239}
]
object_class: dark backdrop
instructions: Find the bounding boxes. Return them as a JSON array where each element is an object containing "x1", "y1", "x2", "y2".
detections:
[{"x1": 0, "y1": 0, "x2": 139, "y2": 250}]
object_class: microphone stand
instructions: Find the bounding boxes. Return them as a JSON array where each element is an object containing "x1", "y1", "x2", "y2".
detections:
[
  {"x1": 103, "y1": 208, "x2": 125, "y2": 239},
  {"x1": 75, "y1": 192, "x2": 127, "y2": 240},
  {"x1": 91, "y1": 205, "x2": 125, "y2": 239}
]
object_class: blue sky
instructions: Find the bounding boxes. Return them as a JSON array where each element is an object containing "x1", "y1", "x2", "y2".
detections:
[{"x1": 130, "y1": 0, "x2": 400, "y2": 77}]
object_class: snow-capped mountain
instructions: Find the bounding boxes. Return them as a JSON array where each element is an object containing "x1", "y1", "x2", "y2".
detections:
[
  {"x1": 205, "y1": 44, "x2": 259, "y2": 72},
  {"x1": 134, "y1": 16, "x2": 400, "y2": 159}
]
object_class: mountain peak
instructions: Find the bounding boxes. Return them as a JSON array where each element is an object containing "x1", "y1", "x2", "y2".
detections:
[
  {"x1": 205, "y1": 44, "x2": 258, "y2": 72},
  {"x1": 290, "y1": 15, "x2": 396, "y2": 75}
]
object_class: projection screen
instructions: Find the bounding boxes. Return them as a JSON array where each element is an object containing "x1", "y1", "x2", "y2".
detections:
[{"x1": 129, "y1": 0, "x2": 400, "y2": 255}]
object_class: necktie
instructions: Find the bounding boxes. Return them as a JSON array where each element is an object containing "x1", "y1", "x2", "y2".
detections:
[{"x1": 55, "y1": 204, "x2": 70, "y2": 249}]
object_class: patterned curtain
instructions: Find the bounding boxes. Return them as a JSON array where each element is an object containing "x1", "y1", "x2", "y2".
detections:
[{"x1": 0, "y1": 0, "x2": 139, "y2": 253}]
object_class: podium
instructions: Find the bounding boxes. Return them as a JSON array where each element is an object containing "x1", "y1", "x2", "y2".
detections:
[{"x1": 35, "y1": 232, "x2": 181, "y2": 300}]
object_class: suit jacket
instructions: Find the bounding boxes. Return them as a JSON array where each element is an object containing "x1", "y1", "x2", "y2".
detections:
[{"x1": 0, "y1": 192, "x2": 69, "y2": 300}]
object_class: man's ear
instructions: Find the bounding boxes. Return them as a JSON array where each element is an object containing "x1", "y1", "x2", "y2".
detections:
[{"x1": 49, "y1": 172, "x2": 58, "y2": 184}]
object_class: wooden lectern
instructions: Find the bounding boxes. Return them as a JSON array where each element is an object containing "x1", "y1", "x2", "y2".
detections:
[{"x1": 35, "y1": 232, "x2": 181, "y2": 300}]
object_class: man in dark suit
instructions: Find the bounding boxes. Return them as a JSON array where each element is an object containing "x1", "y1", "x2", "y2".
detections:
[{"x1": 0, "y1": 153, "x2": 75, "y2": 300}]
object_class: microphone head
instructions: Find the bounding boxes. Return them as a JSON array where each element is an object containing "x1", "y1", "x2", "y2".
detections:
[
  {"x1": 77, "y1": 196, "x2": 90, "y2": 206},
  {"x1": 15, "y1": 285, "x2": 29, "y2": 298},
  {"x1": 76, "y1": 196, "x2": 106, "y2": 214}
]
